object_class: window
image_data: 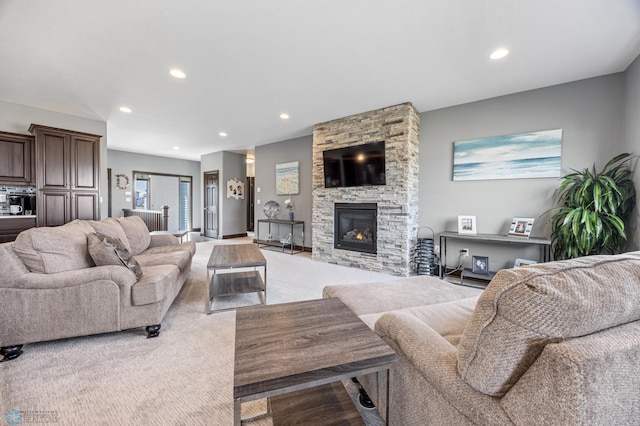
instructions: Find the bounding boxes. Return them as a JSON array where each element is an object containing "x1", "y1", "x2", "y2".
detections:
[{"x1": 179, "y1": 177, "x2": 191, "y2": 231}]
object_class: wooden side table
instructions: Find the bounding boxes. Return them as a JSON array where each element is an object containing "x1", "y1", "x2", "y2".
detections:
[
  {"x1": 234, "y1": 298, "x2": 396, "y2": 424},
  {"x1": 206, "y1": 244, "x2": 266, "y2": 314}
]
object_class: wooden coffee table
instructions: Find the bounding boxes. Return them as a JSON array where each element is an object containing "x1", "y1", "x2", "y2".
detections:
[
  {"x1": 206, "y1": 244, "x2": 267, "y2": 314},
  {"x1": 233, "y1": 298, "x2": 396, "y2": 425}
]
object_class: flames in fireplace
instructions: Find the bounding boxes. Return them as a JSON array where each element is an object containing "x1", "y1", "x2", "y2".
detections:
[{"x1": 343, "y1": 228, "x2": 373, "y2": 244}]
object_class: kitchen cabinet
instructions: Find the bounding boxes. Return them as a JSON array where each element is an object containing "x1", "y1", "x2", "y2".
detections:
[
  {"x1": 29, "y1": 124, "x2": 101, "y2": 227},
  {"x1": 0, "y1": 216, "x2": 37, "y2": 243},
  {"x1": 0, "y1": 131, "x2": 34, "y2": 185}
]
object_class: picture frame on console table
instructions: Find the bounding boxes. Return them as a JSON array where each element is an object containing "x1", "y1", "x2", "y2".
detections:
[
  {"x1": 514, "y1": 258, "x2": 537, "y2": 268},
  {"x1": 508, "y1": 217, "x2": 534, "y2": 238},
  {"x1": 472, "y1": 255, "x2": 490, "y2": 274},
  {"x1": 458, "y1": 215, "x2": 477, "y2": 234}
]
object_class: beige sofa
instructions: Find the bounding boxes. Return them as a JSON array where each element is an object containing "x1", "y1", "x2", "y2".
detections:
[
  {"x1": 0, "y1": 216, "x2": 195, "y2": 362},
  {"x1": 324, "y1": 253, "x2": 640, "y2": 425}
]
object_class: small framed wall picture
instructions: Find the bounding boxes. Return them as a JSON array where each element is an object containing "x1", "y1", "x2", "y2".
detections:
[
  {"x1": 514, "y1": 258, "x2": 537, "y2": 268},
  {"x1": 458, "y1": 215, "x2": 477, "y2": 234},
  {"x1": 472, "y1": 255, "x2": 490, "y2": 274},
  {"x1": 508, "y1": 217, "x2": 534, "y2": 238}
]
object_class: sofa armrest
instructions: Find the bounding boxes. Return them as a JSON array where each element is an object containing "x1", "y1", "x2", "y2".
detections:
[
  {"x1": 376, "y1": 312, "x2": 506, "y2": 424},
  {"x1": 12, "y1": 265, "x2": 137, "y2": 290},
  {"x1": 148, "y1": 234, "x2": 178, "y2": 248}
]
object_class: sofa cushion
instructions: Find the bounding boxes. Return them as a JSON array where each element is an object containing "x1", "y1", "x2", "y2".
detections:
[
  {"x1": 360, "y1": 296, "x2": 478, "y2": 346},
  {"x1": 141, "y1": 241, "x2": 196, "y2": 258},
  {"x1": 457, "y1": 252, "x2": 640, "y2": 397},
  {"x1": 87, "y1": 233, "x2": 143, "y2": 280},
  {"x1": 323, "y1": 276, "x2": 482, "y2": 316},
  {"x1": 134, "y1": 250, "x2": 192, "y2": 273},
  {"x1": 13, "y1": 220, "x2": 95, "y2": 274},
  {"x1": 87, "y1": 218, "x2": 131, "y2": 252},
  {"x1": 132, "y1": 264, "x2": 180, "y2": 306},
  {"x1": 117, "y1": 216, "x2": 151, "y2": 255}
]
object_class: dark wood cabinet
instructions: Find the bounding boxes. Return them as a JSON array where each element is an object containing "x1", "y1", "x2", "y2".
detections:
[
  {"x1": 38, "y1": 190, "x2": 71, "y2": 227},
  {"x1": 29, "y1": 124, "x2": 101, "y2": 227},
  {"x1": 73, "y1": 191, "x2": 100, "y2": 220},
  {"x1": 0, "y1": 217, "x2": 37, "y2": 243},
  {"x1": 0, "y1": 131, "x2": 34, "y2": 185}
]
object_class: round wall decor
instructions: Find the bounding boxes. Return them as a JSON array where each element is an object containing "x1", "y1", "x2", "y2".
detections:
[
  {"x1": 263, "y1": 200, "x2": 280, "y2": 219},
  {"x1": 115, "y1": 173, "x2": 130, "y2": 190}
]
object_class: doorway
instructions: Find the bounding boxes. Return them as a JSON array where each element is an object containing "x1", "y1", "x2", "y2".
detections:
[
  {"x1": 132, "y1": 171, "x2": 193, "y2": 231},
  {"x1": 204, "y1": 171, "x2": 219, "y2": 238}
]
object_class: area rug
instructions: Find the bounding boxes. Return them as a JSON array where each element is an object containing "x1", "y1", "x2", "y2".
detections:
[{"x1": 1, "y1": 239, "x2": 396, "y2": 425}]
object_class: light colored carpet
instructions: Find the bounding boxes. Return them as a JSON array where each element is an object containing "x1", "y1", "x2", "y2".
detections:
[{"x1": 1, "y1": 238, "x2": 398, "y2": 425}]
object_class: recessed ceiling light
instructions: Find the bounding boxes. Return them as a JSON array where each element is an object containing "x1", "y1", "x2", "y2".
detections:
[
  {"x1": 119, "y1": 106, "x2": 132, "y2": 113},
  {"x1": 219, "y1": 132, "x2": 228, "y2": 137},
  {"x1": 490, "y1": 48, "x2": 509, "y2": 60},
  {"x1": 172, "y1": 146, "x2": 180, "y2": 150},
  {"x1": 169, "y1": 68, "x2": 186, "y2": 79},
  {"x1": 280, "y1": 113, "x2": 290, "y2": 120}
]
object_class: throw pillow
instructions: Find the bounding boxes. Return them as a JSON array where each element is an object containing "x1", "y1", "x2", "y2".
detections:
[
  {"x1": 117, "y1": 216, "x2": 151, "y2": 255},
  {"x1": 87, "y1": 218, "x2": 132, "y2": 252},
  {"x1": 87, "y1": 232, "x2": 143, "y2": 280}
]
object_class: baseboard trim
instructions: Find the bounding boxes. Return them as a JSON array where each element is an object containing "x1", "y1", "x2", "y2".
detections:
[{"x1": 222, "y1": 233, "x2": 248, "y2": 239}]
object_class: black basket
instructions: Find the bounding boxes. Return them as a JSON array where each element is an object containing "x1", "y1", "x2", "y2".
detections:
[{"x1": 415, "y1": 226, "x2": 438, "y2": 276}]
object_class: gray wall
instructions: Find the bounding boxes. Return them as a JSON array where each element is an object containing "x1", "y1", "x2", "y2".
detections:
[
  {"x1": 108, "y1": 149, "x2": 201, "y2": 229},
  {"x1": 255, "y1": 135, "x2": 313, "y2": 248},
  {"x1": 200, "y1": 150, "x2": 247, "y2": 238},
  {"x1": 221, "y1": 151, "x2": 247, "y2": 236},
  {"x1": 624, "y1": 54, "x2": 640, "y2": 250},
  {"x1": 0, "y1": 100, "x2": 109, "y2": 218},
  {"x1": 420, "y1": 73, "x2": 626, "y2": 270}
]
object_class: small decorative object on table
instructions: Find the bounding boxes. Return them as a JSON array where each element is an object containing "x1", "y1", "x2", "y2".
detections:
[
  {"x1": 284, "y1": 198, "x2": 294, "y2": 221},
  {"x1": 472, "y1": 255, "x2": 490, "y2": 274},
  {"x1": 263, "y1": 201, "x2": 280, "y2": 219}
]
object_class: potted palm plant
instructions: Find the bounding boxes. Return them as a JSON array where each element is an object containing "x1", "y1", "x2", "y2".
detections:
[{"x1": 548, "y1": 153, "x2": 636, "y2": 260}]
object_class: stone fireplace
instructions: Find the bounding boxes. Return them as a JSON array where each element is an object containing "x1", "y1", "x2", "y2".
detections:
[
  {"x1": 334, "y1": 203, "x2": 377, "y2": 254},
  {"x1": 312, "y1": 103, "x2": 420, "y2": 276}
]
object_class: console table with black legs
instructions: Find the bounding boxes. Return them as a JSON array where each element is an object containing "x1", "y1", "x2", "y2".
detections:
[
  {"x1": 256, "y1": 219, "x2": 304, "y2": 255},
  {"x1": 439, "y1": 231, "x2": 551, "y2": 284}
]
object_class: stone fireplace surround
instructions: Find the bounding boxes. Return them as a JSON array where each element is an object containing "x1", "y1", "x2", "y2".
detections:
[{"x1": 312, "y1": 103, "x2": 420, "y2": 276}]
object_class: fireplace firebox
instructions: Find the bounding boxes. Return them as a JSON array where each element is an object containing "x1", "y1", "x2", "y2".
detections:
[{"x1": 334, "y1": 203, "x2": 377, "y2": 254}]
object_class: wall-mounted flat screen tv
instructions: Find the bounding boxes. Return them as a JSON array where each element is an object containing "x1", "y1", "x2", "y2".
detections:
[{"x1": 323, "y1": 141, "x2": 386, "y2": 188}]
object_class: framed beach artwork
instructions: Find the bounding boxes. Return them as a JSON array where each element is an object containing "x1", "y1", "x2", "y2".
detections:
[
  {"x1": 452, "y1": 129, "x2": 562, "y2": 181},
  {"x1": 276, "y1": 161, "x2": 299, "y2": 195}
]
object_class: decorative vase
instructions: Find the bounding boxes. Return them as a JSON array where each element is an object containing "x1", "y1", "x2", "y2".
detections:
[{"x1": 288, "y1": 211, "x2": 294, "y2": 221}]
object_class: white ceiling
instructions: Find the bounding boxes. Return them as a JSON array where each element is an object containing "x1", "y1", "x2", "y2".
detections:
[{"x1": 1, "y1": 0, "x2": 639, "y2": 161}]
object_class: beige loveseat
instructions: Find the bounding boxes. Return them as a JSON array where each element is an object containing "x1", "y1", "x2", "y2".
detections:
[
  {"x1": 0, "y1": 216, "x2": 195, "y2": 362},
  {"x1": 324, "y1": 253, "x2": 640, "y2": 425}
]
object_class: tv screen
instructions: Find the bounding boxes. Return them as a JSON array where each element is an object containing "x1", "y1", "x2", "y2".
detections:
[{"x1": 323, "y1": 141, "x2": 386, "y2": 188}]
